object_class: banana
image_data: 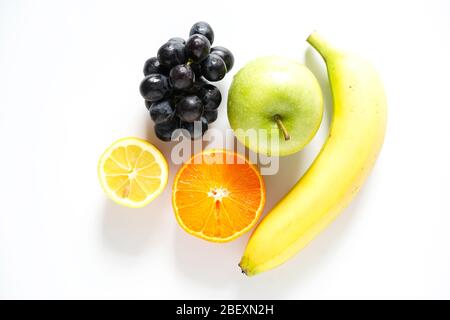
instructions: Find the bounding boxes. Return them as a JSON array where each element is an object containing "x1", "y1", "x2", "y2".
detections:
[{"x1": 239, "y1": 32, "x2": 387, "y2": 276}]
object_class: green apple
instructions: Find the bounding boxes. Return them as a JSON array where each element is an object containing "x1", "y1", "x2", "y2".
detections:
[{"x1": 227, "y1": 56, "x2": 323, "y2": 156}]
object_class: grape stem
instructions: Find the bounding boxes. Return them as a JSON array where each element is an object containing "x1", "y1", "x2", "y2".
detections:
[{"x1": 274, "y1": 115, "x2": 290, "y2": 141}]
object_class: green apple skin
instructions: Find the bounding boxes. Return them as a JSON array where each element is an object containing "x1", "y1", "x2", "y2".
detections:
[{"x1": 228, "y1": 56, "x2": 323, "y2": 156}]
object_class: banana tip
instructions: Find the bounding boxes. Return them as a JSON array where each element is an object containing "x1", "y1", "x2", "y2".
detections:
[
  {"x1": 238, "y1": 263, "x2": 249, "y2": 276},
  {"x1": 239, "y1": 258, "x2": 255, "y2": 277}
]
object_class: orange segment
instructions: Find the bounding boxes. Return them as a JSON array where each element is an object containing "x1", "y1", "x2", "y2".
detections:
[{"x1": 172, "y1": 149, "x2": 265, "y2": 242}]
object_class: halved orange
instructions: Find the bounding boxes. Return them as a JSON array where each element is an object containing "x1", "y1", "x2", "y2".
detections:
[{"x1": 172, "y1": 149, "x2": 266, "y2": 242}]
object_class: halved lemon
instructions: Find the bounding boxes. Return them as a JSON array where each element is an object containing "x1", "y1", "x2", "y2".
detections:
[{"x1": 98, "y1": 137, "x2": 168, "y2": 208}]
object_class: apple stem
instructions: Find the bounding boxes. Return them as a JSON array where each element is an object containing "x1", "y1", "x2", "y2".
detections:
[{"x1": 274, "y1": 115, "x2": 290, "y2": 141}]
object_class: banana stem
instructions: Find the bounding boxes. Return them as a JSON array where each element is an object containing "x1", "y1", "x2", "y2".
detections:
[
  {"x1": 306, "y1": 31, "x2": 335, "y2": 61},
  {"x1": 274, "y1": 115, "x2": 290, "y2": 141}
]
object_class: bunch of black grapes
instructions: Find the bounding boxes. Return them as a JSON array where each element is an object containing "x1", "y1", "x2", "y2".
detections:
[{"x1": 140, "y1": 22, "x2": 234, "y2": 141}]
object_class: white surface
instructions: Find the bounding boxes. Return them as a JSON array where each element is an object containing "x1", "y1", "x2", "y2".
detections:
[{"x1": 1, "y1": 0, "x2": 450, "y2": 299}]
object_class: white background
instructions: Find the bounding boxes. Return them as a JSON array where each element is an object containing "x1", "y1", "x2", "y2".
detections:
[{"x1": 1, "y1": 0, "x2": 449, "y2": 299}]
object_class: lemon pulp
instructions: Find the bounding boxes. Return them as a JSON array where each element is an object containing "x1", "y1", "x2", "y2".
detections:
[{"x1": 98, "y1": 137, "x2": 168, "y2": 208}]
